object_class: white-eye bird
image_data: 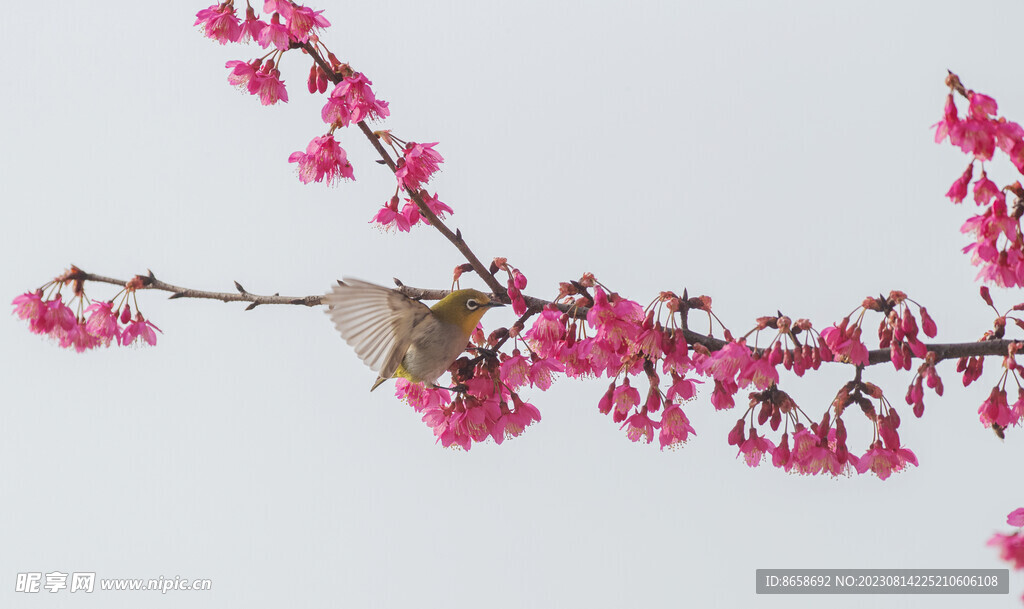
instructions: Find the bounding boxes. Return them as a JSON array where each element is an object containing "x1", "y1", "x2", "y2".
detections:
[{"x1": 324, "y1": 278, "x2": 504, "y2": 391}]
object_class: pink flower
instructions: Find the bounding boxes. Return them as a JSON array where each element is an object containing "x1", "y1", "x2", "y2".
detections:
[
  {"x1": 642, "y1": 384, "x2": 662, "y2": 413},
  {"x1": 395, "y1": 142, "x2": 443, "y2": 190},
  {"x1": 288, "y1": 134, "x2": 354, "y2": 185},
  {"x1": 428, "y1": 389, "x2": 501, "y2": 449},
  {"x1": 933, "y1": 93, "x2": 959, "y2": 144},
  {"x1": 399, "y1": 201, "x2": 421, "y2": 227},
  {"x1": 971, "y1": 248, "x2": 1023, "y2": 288},
  {"x1": 737, "y1": 354, "x2": 778, "y2": 390},
  {"x1": 435, "y1": 414, "x2": 473, "y2": 450},
  {"x1": 979, "y1": 387, "x2": 1018, "y2": 428},
  {"x1": 855, "y1": 442, "x2": 918, "y2": 480},
  {"x1": 195, "y1": 3, "x2": 242, "y2": 44},
  {"x1": 772, "y1": 432, "x2": 791, "y2": 469},
  {"x1": 12, "y1": 291, "x2": 46, "y2": 331},
  {"x1": 996, "y1": 120, "x2": 1024, "y2": 156},
  {"x1": 968, "y1": 92, "x2": 998, "y2": 119},
  {"x1": 661, "y1": 333, "x2": 691, "y2": 375},
  {"x1": 499, "y1": 351, "x2": 530, "y2": 389},
  {"x1": 737, "y1": 428, "x2": 775, "y2": 467},
  {"x1": 710, "y1": 379, "x2": 737, "y2": 410},
  {"x1": 1008, "y1": 508, "x2": 1024, "y2": 528},
  {"x1": 55, "y1": 322, "x2": 94, "y2": 353},
  {"x1": 286, "y1": 4, "x2": 330, "y2": 42},
  {"x1": 463, "y1": 376, "x2": 499, "y2": 403},
  {"x1": 421, "y1": 407, "x2": 454, "y2": 446},
  {"x1": 659, "y1": 404, "x2": 695, "y2": 449},
  {"x1": 257, "y1": 12, "x2": 292, "y2": 49},
  {"x1": 84, "y1": 301, "x2": 121, "y2": 346},
  {"x1": 988, "y1": 532, "x2": 1024, "y2": 570},
  {"x1": 495, "y1": 394, "x2": 541, "y2": 442},
  {"x1": 528, "y1": 356, "x2": 562, "y2": 390},
  {"x1": 877, "y1": 411, "x2": 902, "y2": 450},
  {"x1": 120, "y1": 313, "x2": 162, "y2": 346},
  {"x1": 950, "y1": 118, "x2": 996, "y2": 160},
  {"x1": 945, "y1": 163, "x2": 974, "y2": 203},
  {"x1": 665, "y1": 374, "x2": 699, "y2": 403},
  {"x1": 395, "y1": 378, "x2": 451, "y2": 412},
  {"x1": 226, "y1": 59, "x2": 259, "y2": 88},
  {"x1": 582, "y1": 337, "x2": 622, "y2": 378},
  {"x1": 780, "y1": 427, "x2": 857, "y2": 477},
  {"x1": 727, "y1": 419, "x2": 746, "y2": 447},
  {"x1": 621, "y1": 411, "x2": 658, "y2": 444},
  {"x1": 819, "y1": 321, "x2": 869, "y2": 366},
  {"x1": 786, "y1": 427, "x2": 818, "y2": 472},
  {"x1": 1012, "y1": 389, "x2": 1024, "y2": 424},
  {"x1": 697, "y1": 340, "x2": 753, "y2": 383},
  {"x1": 586, "y1": 288, "x2": 642, "y2": 351},
  {"x1": 238, "y1": 5, "x2": 267, "y2": 43},
  {"x1": 611, "y1": 378, "x2": 641, "y2": 423},
  {"x1": 370, "y1": 197, "x2": 412, "y2": 232},
  {"x1": 974, "y1": 173, "x2": 1001, "y2": 206},
  {"x1": 559, "y1": 341, "x2": 597, "y2": 378},
  {"x1": 525, "y1": 305, "x2": 566, "y2": 357},
  {"x1": 39, "y1": 295, "x2": 77, "y2": 338},
  {"x1": 1011, "y1": 142, "x2": 1024, "y2": 176},
  {"x1": 248, "y1": 63, "x2": 289, "y2": 105},
  {"x1": 597, "y1": 382, "x2": 615, "y2": 415},
  {"x1": 634, "y1": 325, "x2": 665, "y2": 360},
  {"x1": 263, "y1": 0, "x2": 292, "y2": 17},
  {"x1": 321, "y1": 73, "x2": 390, "y2": 126},
  {"x1": 418, "y1": 193, "x2": 454, "y2": 224},
  {"x1": 806, "y1": 444, "x2": 853, "y2": 477},
  {"x1": 463, "y1": 397, "x2": 502, "y2": 443},
  {"x1": 961, "y1": 195, "x2": 1015, "y2": 243}
]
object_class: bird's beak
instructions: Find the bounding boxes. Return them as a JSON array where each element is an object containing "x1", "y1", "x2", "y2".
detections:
[{"x1": 486, "y1": 301, "x2": 506, "y2": 308}]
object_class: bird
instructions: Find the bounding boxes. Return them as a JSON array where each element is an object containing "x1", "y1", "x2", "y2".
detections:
[{"x1": 324, "y1": 278, "x2": 505, "y2": 391}]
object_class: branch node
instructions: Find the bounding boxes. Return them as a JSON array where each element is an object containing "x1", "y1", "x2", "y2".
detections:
[
  {"x1": 234, "y1": 281, "x2": 247, "y2": 294},
  {"x1": 245, "y1": 302, "x2": 259, "y2": 311},
  {"x1": 168, "y1": 292, "x2": 186, "y2": 300}
]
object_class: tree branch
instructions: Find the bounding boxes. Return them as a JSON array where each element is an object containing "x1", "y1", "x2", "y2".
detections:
[
  {"x1": 75, "y1": 268, "x2": 1016, "y2": 367},
  {"x1": 80, "y1": 271, "x2": 321, "y2": 309}
]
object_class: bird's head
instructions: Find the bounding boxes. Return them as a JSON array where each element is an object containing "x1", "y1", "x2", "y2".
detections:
[{"x1": 431, "y1": 289, "x2": 504, "y2": 333}]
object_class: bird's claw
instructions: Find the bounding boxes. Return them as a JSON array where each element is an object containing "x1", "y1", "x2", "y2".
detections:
[
  {"x1": 436, "y1": 383, "x2": 469, "y2": 393},
  {"x1": 468, "y1": 346, "x2": 498, "y2": 359}
]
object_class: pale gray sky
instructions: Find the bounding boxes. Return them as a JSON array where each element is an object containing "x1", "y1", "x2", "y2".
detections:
[{"x1": 4, "y1": 1, "x2": 1024, "y2": 607}]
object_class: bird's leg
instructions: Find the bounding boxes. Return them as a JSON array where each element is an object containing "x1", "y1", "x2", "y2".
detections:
[
  {"x1": 467, "y1": 346, "x2": 498, "y2": 359},
  {"x1": 433, "y1": 382, "x2": 468, "y2": 393}
]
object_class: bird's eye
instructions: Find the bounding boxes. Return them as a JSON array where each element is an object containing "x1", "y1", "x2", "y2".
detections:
[{"x1": 466, "y1": 299, "x2": 479, "y2": 311}]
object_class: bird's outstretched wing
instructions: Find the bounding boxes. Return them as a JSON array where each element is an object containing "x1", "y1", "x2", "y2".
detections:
[{"x1": 323, "y1": 278, "x2": 432, "y2": 383}]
